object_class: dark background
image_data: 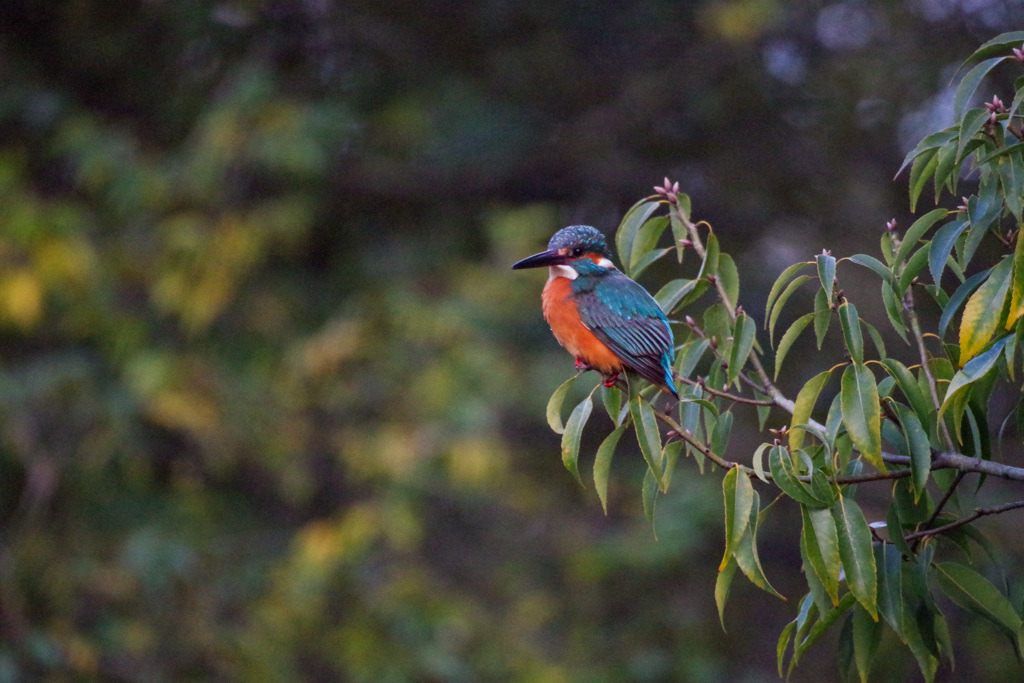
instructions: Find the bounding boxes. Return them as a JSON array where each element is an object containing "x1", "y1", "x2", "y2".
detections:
[{"x1": 0, "y1": 1, "x2": 1021, "y2": 680}]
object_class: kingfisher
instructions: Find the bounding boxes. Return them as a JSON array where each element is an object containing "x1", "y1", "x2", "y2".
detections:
[{"x1": 512, "y1": 225, "x2": 678, "y2": 398}]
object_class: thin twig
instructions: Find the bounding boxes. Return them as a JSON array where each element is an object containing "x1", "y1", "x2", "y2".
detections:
[
  {"x1": 679, "y1": 376, "x2": 775, "y2": 405},
  {"x1": 903, "y1": 499, "x2": 1024, "y2": 542}
]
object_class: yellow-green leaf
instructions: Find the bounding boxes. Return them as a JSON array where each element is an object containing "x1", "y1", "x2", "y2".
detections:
[
  {"x1": 1008, "y1": 225, "x2": 1024, "y2": 329},
  {"x1": 840, "y1": 363, "x2": 885, "y2": 473},
  {"x1": 630, "y1": 397, "x2": 665, "y2": 490},
  {"x1": 593, "y1": 426, "x2": 625, "y2": 514},
  {"x1": 802, "y1": 506, "x2": 841, "y2": 606},
  {"x1": 775, "y1": 312, "x2": 815, "y2": 380},
  {"x1": 616, "y1": 198, "x2": 660, "y2": 272},
  {"x1": 790, "y1": 369, "x2": 833, "y2": 452},
  {"x1": 959, "y1": 255, "x2": 1013, "y2": 365},
  {"x1": 547, "y1": 374, "x2": 583, "y2": 434},
  {"x1": 728, "y1": 313, "x2": 756, "y2": 387},
  {"x1": 832, "y1": 495, "x2": 878, "y2": 620},
  {"x1": 561, "y1": 396, "x2": 593, "y2": 486},
  {"x1": 839, "y1": 301, "x2": 864, "y2": 364},
  {"x1": 720, "y1": 466, "x2": 753, "y2": 571}
]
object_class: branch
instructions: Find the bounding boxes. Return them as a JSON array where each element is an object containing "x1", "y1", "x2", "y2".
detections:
[
  {"x1": 903, "y1": 284, "x2": 955, "y2": 450},
  {"x1": 933, "y1": 451, "x2": 1024, "y2": 481},
  {"x1": 903, "y1": 499, "x2": 1024, "y2": 542},
  {"x1": 678, "y1": 376, "x2": 774, "y2": 406}
]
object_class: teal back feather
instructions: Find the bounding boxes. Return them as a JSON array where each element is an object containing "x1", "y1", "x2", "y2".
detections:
[{"x1": 569, "y1": 260, "x2": 676, "y2": 396}]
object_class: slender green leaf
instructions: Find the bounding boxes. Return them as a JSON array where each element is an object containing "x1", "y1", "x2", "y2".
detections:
[
  {"x1": 790, "y1": 369, "x2": 832, "y2": 452},
  {"x1": 628, "y1": 215, "x2": 670, "y2": 275},
  {"x1": 935, "y1": 561, "x2": 1023, "y2": 649},
  {"x1": 766, "y1": 261, "x2": 812, "y2": 324},
  {"x1": 894, "y1": 127, "x2": 958, "y2": 179},
  {"x1": 642, "y1": 468, "x2": 658, "y2": 527},
  {"x1": 852, "y1": 601, "x2": 882, "y2": 683},
  {"x1": 561, "y1": 397, "x2": 593, "y2": 486},
  {"x1": 841, "y1": 363, "x2": 885, "y2": 473},
  {"x1": 728, "y1": 313, "x2": 757, "y2": 387},
  {"x1": 751, "y1": 442, "x2": 771, "y2": 484},
  {"x1": 769, "y1": 274, "x2": 811, "y2": 345},
  {"x1": 839, "y1": 301, "x2": 864, "y2": 364},
  {"x1": 955, "y1": 108, "x2": 992, "y2": 165},
  {"x1": 655, "y1": 278, "x2": 698, "y2": 314},
  {"x1": 733, "y1": 490, "x2": 784, "y2": 599},
  {"x1": 861, "y1": 319, "x2": 887, "y2": 361},
  {"x1": 898, "y1": 242, "x2": 931, "y2": 295},
  {"x1": 630, "y1": 397, "x2": 665, "y2": 490},
  {"x1": 547, "y1": 374, "x2": 583, "y2": 434},
  {"x1": 675, "y1": 338, "x2": 709, "y2": 379},
  {"x1": 677, "y1": 278, "x2": 712, "y2": 311},
  {"x1": 929, "y1": 217, "x2": 969, "y2": 285},
  {"x1": 769, "y1": 445, "x2": 828, "y2": 507},
  {"x1": 616, "y1": 198, "x2": 660, "y2": 272},
  {"x1": 953, "y1": 57, "x2": 1007, "y2": 120},
  {"x1": 803, "y1": 506, "x2": 841, "y2": 606},
  {"x1": 832, "y1": 495, "x2": 878, "y2": 620},
  {"x1": 814, "y1": 287, "x2": 832, "y2": 349},
  {"x1": 1008, "y1": 223, "x2": 1024, "y2": 329},
  {"x1": 629, "y1": 246, "x2": 672, "y2": 279},
  {"x1": 877, "y1": 359, "x2": 930, "y2": 424},
  {"x1": 715, "y1": 557, "x2": 738, "y2": 631},
  {"x1": 670, "y1": 212, "x2": 687, "y2": 262},
  {"x1": 959, "y1": 255, "x2": 1013, "y2": 365},
  {"x1": 933, "y1": 138, "x2": 960, "y2": 199},
  {"x1": 940, "y1": 268, "x2": 992, "y2": 339},
  {"x1": 777, "y1": 620, "x2": 796, "y2": 678},
  {"x1": 998, "y1": 150, "x2": 1024, "y2": 222},
  {"x1": 711, "y1": 409, "x2": 734, "y2": 458},
  {"x1": 816, "y1": 252, "x2": 836, "y2": 305},
  {"x1": 909, "y1": 148, "x2": 939, "y2": 213},
  {"x1": 881, "y1": 280, "x2": 909, "y2": 342},
  {"x1": 962, "y1": 176, "x2": 1002, "y2": 265},
  {"x1": 845, "y1": 253, "x2": 895, "y2": 286},
  {"x1": 698, "y1": 232, "x2": 720, "y2": 281},
  {"x1": 940, "y1": 336, "x2": 1010, "y2": 427},
  {"x1": 602, "y1": 384, "x2": 623, "y2": 426},
  {"x1": 594, "y1": 425, "x2": 625, "y2": 514},
  {"x1": 793, "y1": 593, "x2": 857, "y2": 668},
  {"x1": 718, "y1": 253, "x2": 739, "y2": 310},
  {"x1": 894, "y1": 209, "x2": 948, "y2": 269},
  {"x1": 720, "y1": 466, "x2": 754, "y2": 570},
  {"x1": 875, "y1": 543, "x2": 906, "y2": 640},
  {"x1": 961, "y1": 31, "x2": 1024, "y2": 64},
  {"x1": 775, "y1": 312, "x2": 815, "y2": 380},
  {"x1": 891, "y1": 402, "x2": 932, "y2": 502}
]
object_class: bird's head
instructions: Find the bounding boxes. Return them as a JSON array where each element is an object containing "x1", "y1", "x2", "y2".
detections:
[{"x1": 511, "y1": 225, "x2": 615, "y2": 271}]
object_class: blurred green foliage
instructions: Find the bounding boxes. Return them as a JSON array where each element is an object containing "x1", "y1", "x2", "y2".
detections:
[{"x1": 0, "y1": 1, "x2": 1020, "y2": 681}]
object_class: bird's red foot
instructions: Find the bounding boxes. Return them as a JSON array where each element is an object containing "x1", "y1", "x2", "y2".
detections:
[
  {"x1": 602, "y1": 372, "x2": 620, "y2": 387},
  {"x1": 575, "y1": 358, "x2": 593, "y2": 371}
]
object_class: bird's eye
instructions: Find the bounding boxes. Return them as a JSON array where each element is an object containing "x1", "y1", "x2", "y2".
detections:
[{"x1": 572, "y1": 247, "x2": 583, "y2": 257}]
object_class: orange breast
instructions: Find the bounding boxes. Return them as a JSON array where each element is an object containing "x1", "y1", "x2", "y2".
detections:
[{"x1": 541, "y1": 276, "x2": 622, "y2": 374}]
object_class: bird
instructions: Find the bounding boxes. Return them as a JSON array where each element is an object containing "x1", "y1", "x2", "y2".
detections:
[{"x1": 512, "y1": 225, "x2": 678, "y2": 398}]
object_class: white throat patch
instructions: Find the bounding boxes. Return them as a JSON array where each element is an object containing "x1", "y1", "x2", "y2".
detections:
[{"x1": 548, "y1": 264, "x2": 578, "y2": 281}]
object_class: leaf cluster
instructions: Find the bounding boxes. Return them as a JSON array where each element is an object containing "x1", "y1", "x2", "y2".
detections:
[{"x1": 542, "y1": 32, "x2": 1024, "y2": 682}]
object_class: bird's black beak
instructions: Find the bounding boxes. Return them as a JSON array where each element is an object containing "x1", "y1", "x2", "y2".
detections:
[{"x1": 511, "y1": 249, "x2": 567, "y2": 270}]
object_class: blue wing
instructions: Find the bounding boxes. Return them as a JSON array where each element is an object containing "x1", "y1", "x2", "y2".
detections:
[{"x1": 573, "y1": 269, "x2": 677, "y2": 396}]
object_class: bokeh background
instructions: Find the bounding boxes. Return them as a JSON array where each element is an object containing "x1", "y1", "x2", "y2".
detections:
[{"x1": 1, "y1": 1, "x2": 1022, "y2": 681}]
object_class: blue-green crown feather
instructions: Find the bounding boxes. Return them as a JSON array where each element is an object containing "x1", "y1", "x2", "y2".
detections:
[
  {"x1": 568, "y1": 259, "x2": 676, "y2": 396},
  {"x1": 548, "y1": 225, "x2": 614, "y2": 260}
]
